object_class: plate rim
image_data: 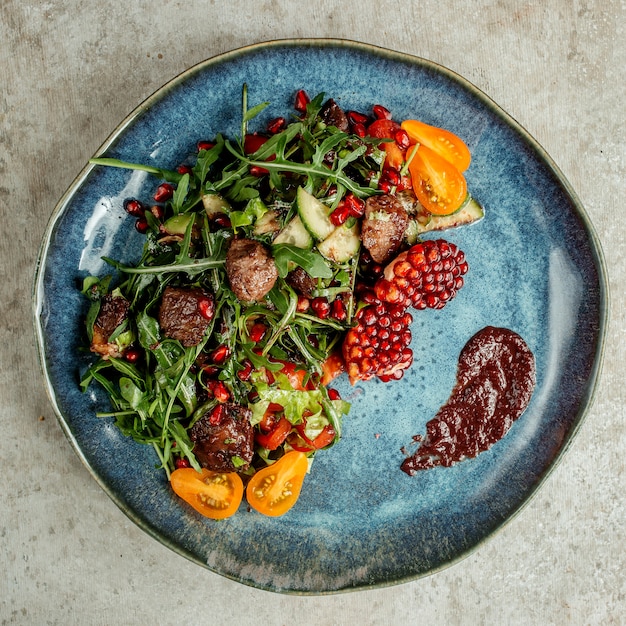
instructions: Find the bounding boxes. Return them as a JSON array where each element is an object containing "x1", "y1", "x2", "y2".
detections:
[{"x1": 32, "y1": 38, "x2": 610, "y2": 594}]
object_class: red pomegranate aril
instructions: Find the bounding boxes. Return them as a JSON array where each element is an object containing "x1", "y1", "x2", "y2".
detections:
[
  {"x1": 174, "y1": 457, "x2": 191, "y2": 469},
  {"x1": 294, "y1": 89, "x2": 310, "y2": 113},
  {"x1": 124, "y1": 198, "x2": 145, "y2": 217},
  {"x1": 208, "y1": 380, "x2": 230, "y2": 403},
  {"x1": 124, "y1": 347, "x2": 142, "y2": 363},
  {"x1": 311, "y1": 297, "x2": 331, "y2": 319},
  {"x1": 267, "y1": 117, "x2": 287, "y2": 134},
  {"x1": 210, "y1": 345, "x2": 230, "y2": 364},
  {"x1": 154, "y1": 183, "x2": 175, "y2": 203},
  {"x1": 383, "y1": 167, "x2": 401, "y2": 187},
  {"x1": 352, "y1": 123, "x2": 366, "y2": 137},
  {"x1": 372, "y1": 104, "x2": 392, "y2": 120},
  {"x1": 198, "y1": 297, "x2": 215, "y2": 321},
  {"x1": 327, "y1": 388, "x2": 341, "y2": 401},
  {"x1": 244, "y1": 133, "x2": 268, "y2": 154},
  {"x1": 347, "y1": 110, "x2": 369, "y2": 125},
  {"x1": 237, "y1": 359, "x2": 254, "y2": 381},
  {"x1": 197, "y1": 140, "x2": 215, "y2": 151},
  {"x1": 249, "y1": 322, "x2": 267, "y2": 343},
  {"x1": 177, "y1": 164, "x2": 193, "y2": 175},
  {"x1": 249, "y1": 165, "x2": 269, "y2": 177},
  {"x1": 331, "y1": 298, "x2": 347, "y2": 322},
  {"x1": 135, "y1": 218, "x2": 149, "y2": 233},
  {"x1": 209, "y1": 403, "x2": 226, "y2": 425},
  {"x1": 202, "y1": 365, "x2": 219, "y2": 377},
  {"x1": 394, "y1": 129, "x2": 411, "y2": 150},
  {"x1": 150, "y1": 205, "x2": 165, "y2": 220},
  {"x1": 344, "y1": 193, "x2": 365, "y2": 218},
  {"x1": 211, "y1": 214, "x2": 232, "y2": 229},
  {"x1": 330, "y1": 204, "x2": 350, "y2": 226},
  {"x1": 378, "y1": 180, "x2": 392, "y2": 193}
]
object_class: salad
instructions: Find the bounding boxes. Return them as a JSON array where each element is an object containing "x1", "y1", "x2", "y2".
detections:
[{"x1": 81, "y1": 87, "x2": 482, "y2": 519}]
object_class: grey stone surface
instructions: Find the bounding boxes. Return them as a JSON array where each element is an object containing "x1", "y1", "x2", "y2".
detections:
[{"x1": 1, "y1": 1, "x2": 624, "y2": 624}]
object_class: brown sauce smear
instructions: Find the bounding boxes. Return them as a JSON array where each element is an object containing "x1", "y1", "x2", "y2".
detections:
[{"x1": 401, "y1": 326, "x2": 536, "y2": 475}]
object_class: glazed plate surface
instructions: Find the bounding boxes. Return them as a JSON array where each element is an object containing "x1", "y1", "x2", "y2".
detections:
[{"x1": 34, "y1": 40, "x2": 607, "y2": 593}]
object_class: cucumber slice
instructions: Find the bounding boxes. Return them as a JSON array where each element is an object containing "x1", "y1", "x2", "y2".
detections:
[
  {"x1": 317, "y1": 222, "x2": 361, "y2": 263},
  {"x1": 416, "y1": 195, "x2": 484, "y2": 234},
  {"x1": 296, "y1": 187, "x2": 335, "y2": 241},
  {"x1": 202, "y1": 193, "x2": 231, "y2": 216},
  {"x1": 273, "y1": 215, "x2": 313, "y2": 249}
]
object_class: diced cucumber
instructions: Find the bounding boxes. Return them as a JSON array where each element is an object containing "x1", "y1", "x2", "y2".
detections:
[
  {"x1": 296, "y1": 187, "x2": 335, "y2": 241},
  {"x1": 273, "y1": 215, "x2": 313, "y2": 249},
  {"x1": 202, "y1": 193, "x2": 231, "y2": 216},
  {"x1": 317, "y1": 222, "x2": 361, "y2": 263},
  {"x1": 416, "y1": 195, "x2": 484, "y2": 234}
]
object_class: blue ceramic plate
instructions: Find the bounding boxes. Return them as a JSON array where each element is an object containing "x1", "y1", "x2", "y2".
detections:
[{"x1": 34, "y1": 40, "x2": 607, "y2": 594}]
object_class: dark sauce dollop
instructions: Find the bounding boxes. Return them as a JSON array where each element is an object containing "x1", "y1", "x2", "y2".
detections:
[{"x1": 401, "y1": 326, "x2": 536, "y2": 475}]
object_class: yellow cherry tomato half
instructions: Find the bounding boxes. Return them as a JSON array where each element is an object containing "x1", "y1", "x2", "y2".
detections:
[
  {"x1": 401, "y1": 119, "x2": 471, "y2": 172},
  {"x1": 246, "y1": 451, "x2": 308, "y2": 517},
  {"x1": 408, "y1": 145, "x2": 468, "y2": 216},
  {"x1": 170, "y1": 467, "x2": 244, "y2": 520}
]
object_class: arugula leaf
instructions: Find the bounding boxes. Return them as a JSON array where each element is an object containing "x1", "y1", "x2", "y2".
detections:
[{"x1": 272, "y1": 244, "x2": 333, "y2": 279}]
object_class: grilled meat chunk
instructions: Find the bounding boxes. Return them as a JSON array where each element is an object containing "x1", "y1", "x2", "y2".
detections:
[
  {"x1": 190, "y1": 403, "x2": 254, "y2": 472},
  {"x1": 361, "y1": 194, "x2": 409, "y2": 264},
  {"x1": 286, "y1": 266, "x2": 317, "y2": 298},
  {"x1": 225, "y1": 238, "x2": 278, "y2": 303},
  {"x1": 319, "y1": 98, "x2": 349, "y2": 132},
  {"x1": 158, "y1": 286, "x2": 214, "y2": 347},
  {"x1": 90, "y1": 294, "x2": 130, "y2": 358}
]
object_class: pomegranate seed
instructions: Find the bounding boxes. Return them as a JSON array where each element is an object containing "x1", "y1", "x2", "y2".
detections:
[
  {"x1": 154, "y1": 183, "x2": 175, "y2": 203},
  {"x1": 177, "y1": 164, "x2": 193, "y2": 175},
  {"x1": 209, "y1": 404, "x2": 225, "y2": 425},
  {"x1": 311, "y1": 297, "x2": 331, "y2": 319},
  {"x1": 331, "y1": 299, "x2": 347, "y2": 322},
  {"x1": 150, "y1": 205, "x2": 165, "y2": 220},
  {"x1": 352, "y1": 123, "x2": 366, "y2": 137},
  {"x1": 294, "y1": 89, "x2": 310, "y2": 113},
  {"x1": 344, "y1": 193, "x2": 365, "y2": 218},
  {"x1": 210, "y1": 345, "x2": 230, "y2": 364},
  {"x1": 135, "y1": 218, "x2": 149, "y2": 233},
  {"x1": 372, "y1": 104, "x2": 392, "y2": 120},
  {"x1": 394, "y1": 129, "x2": 410, "y2": 150},
  {"x1": 327, "y1": 388, "x2": 341, "y2": 400},
  {"x1": 237, "y1": 359, "x2": 254, "y2": 381},
  {"x1": 211, "y1": 214, "x2": 232, "y2": 229},
  {"x1": 198, "y1": 297, "x2": 215, "y2": 321},
  {"x1": 124, "y1": 347, "x2": 142, "y2": 363},
  {"x1": 249, "y1": 165, "x2": 269, "y2": 177},
  {"x1": 124, "y1": 198, "x2": 145, "y2": 217},
  {"x1": 383, "y1": 168, "x2": 401, "y2": 186},
  {"x1": 174, "y1": 457, "x2": 191, "y2": 469},
  {"x1": 330, "y1": 204, "x2": 350, "y2": 226},
  {"x1": 208, "y1": 380, "x2": 230, "y2": 403},
  {"x1": 347, "y1": 110, "x2": 369, "y2": 125},
  {"x1": 267, "y1": 117, "x2": 286, "y2": 134},
  {"x1": 249, "y1": 322, "x2": 267, "y2": 343},
  {"x1": 244, "y1": 133, "x2": 268, "y2": 154},
  {"x1": 197, "y1": 140, "x2": 215, "y2": 151},
  {"x1": 378, "y1": 180, "x2": 392, "y2": 193},
  {"x1": 296, "y1": 296, "x2": 310, "y2": 312}
]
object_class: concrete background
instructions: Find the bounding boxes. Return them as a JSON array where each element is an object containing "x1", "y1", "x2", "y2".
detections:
[{"x1": 2, "y1": 1, "x2": 624, "y2": 624}]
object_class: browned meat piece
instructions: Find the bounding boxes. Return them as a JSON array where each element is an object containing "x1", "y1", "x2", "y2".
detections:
[
  {"x1": 361, "y1": 194, "x2": 409, "y2": 264},
  {"x1": 225, "y1": 238, "x2": 278, "y2": 303},
  {"x1": 286, "y1": 266, "x2": 317, "y2": 297},
  {"x1": 319, "y1": 98, "x2": 349, "y2": 132},
  {"x1": 158, "y1": 286, "x2": 214, "y2": 347},
  {"x1": 190, "y1": 403, "x2": 254, "y2": 472},
  {"x1": 91, "y1": 294, "x2": 130, "y2": 358}
]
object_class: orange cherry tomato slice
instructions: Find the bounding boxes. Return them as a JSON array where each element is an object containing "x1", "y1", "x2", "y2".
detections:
[
  {"x1": 401, "y1": 119, "x2": 471, "y2": 172},
  {"x1": 170, "y1": 467, "x2": 243, "y2": 520},
  {"x1": 408, "y1": 145, "x2": 468, "y2": 216},
  {"x1": 246, "y1": 451, "x2": 308, "y2": 517}
]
